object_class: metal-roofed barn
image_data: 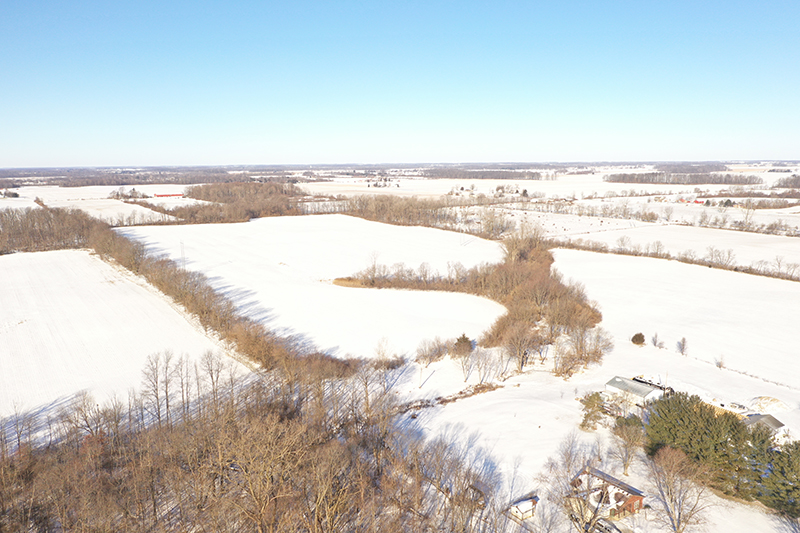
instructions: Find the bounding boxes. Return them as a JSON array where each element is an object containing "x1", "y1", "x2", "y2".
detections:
[{"x1": 605, "y1": 376, "x2": 664, "y2": 405}]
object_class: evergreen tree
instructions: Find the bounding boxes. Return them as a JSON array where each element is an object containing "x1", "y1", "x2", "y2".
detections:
[
  {"x1": 761, "y1": 441, "x2": 800, "y2": 518},
  {"x1": 646, "y1": 393, "x2": 706, "y2": 456},
  {"x1": 647, "y1": 393, "x2": 779, "y2": 502},
  {"x1": 452, "y1": 334, "x2": 473, "y2": 357}
]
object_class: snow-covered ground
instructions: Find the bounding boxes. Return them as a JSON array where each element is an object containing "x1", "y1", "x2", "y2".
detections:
[
  {"x1": 397, "y1": 248, "x2": 800, "y2": 532},
  {"x1": 300, "y1": 163, "x2": 789, "y2": 201},
  {"x1": 0, "y1": 195, "x2": 40, "y2": 210},
  {"x1": 468, "y1": 204, "x2": 800, "y2": 272},
  {"x1": 119, "y1": 214, "x2": 507, "y2": 359},
  {"x1": 4, "y1": 184, "x2": 798, "y2": 530},
  {"x1": 554, "y1": 223, "x2": 800, "y2": 270},
  {"x1": 301, "y1": 174, "x2": 741, "y2": 200},
  {"x1": 2, "y1": 184, "x2": 203, "y2": 223},
  {"x1": 0, "y1": 250, "x2": 230, "y2": 419}
]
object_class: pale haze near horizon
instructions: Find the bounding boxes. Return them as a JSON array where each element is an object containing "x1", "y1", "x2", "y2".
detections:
[{"x1": 1, "y1": 1, "x2": 798, "y2": 168}]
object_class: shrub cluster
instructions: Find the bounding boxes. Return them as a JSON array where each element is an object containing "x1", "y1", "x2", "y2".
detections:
[{"x1": 173, "y1": 182, "x2": 304, "y2": 223}]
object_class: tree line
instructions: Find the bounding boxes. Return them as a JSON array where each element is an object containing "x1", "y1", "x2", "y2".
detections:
[
  {"x1": 653, "y1": 162, "x2": 729, "y2": 174},
  {"x1": 773, "y1": 175, "x2": 800, "y2": 189},
  {"x1": 128, "y1": 182, "x2": 305, "y2": 225},
  {"x1": 424, "y1": 169, "x2": 543, "y2": 180},
  {"x1": 604, "y1": 173, "x2": 763, "y2": 185}
]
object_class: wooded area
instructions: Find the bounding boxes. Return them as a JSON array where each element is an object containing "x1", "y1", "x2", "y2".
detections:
[
  {"x1": 604, "y1": 173, "x2": 763, "y2": 185},
  {"x1": 1, "y1": 352, "x2": 505, "y2": 532}
]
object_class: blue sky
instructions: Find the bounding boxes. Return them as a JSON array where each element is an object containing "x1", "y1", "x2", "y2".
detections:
[{"x1": 1, "y1": 1, "x2": 798, "y2": 167}]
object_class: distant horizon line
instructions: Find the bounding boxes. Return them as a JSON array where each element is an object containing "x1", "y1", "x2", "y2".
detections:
[{"x1": 2, "y1": 159, "x2": 799, "y2": 172}]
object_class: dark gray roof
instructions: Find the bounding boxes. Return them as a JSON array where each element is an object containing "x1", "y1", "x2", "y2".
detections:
[
  {"x1": 572, "y1": 465, "x2": 644, "y2": 497},
  {"x1": 744, "y1": 414, "x2": 784, "y2": 431}
]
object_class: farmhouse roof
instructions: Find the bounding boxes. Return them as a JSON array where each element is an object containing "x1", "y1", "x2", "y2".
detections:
[
  {"x1": 508, "y1": 492, "x2": 539, "y2": 512},
  {"x1": 572, "y1": 465, "x2": 644, "y2": 498},
  {"x1": 605, "y1": 376, "x2": 658, "y2": 399},
  {"x1": 744, "y1": 414, "x2": 785, "y2": 431}
]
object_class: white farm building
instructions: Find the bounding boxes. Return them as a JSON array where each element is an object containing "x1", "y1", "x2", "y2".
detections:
[{"x1": 604, "y1": 376, "x2": 664, "y2": 406}]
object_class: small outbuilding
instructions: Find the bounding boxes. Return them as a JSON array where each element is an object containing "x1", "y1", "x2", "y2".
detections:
[
  {"x1": 605, "y1": 376, "x2": 663, "y2": 406},
  {"x1": 744, "y1": 414, "x2": 785, "y2": 432},
  {"x1": 507, "y1": 492, "x2": 539, "y2": 523}
]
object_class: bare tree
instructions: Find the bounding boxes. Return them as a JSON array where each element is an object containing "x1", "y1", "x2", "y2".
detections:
[
  {"x1": 609, "y1": 417, "x2": 644, "y2": 476},
  {"x1": 539, "y1": 432, "x2": 604, "y2": 532},
  {"x1": 175, "y1": 354, "x2": 193, "y2": 421},
  {"x1": 651, "y1": 332, "x2": 665, "y2": 349},
  {"x1": 676, "y1": 337, "x2": 688, "y2": 356},
  {"x1": 473, "y1": 347, "x2": 497, "y2": 384},
  {"x1": 142, "y1": 353, "x2": 163, "y2": 426},
  {"x1": 201, "y1": 350, "x2": 224, "y2": 416},
  {"x1": 503, "y1": 324, "x2": 539, "y2": 373},
  {"x1": 161, "y1": 350, "x2": 174, "y2": 426},
  {"x1": 647, "y1": 447, "x2": 709, "y2": 533},
  {"x1": 62, "y1": 391, "x2": 103, "y2": 438},
  {"x1": 554, "y1": 327, "x2": 613, "y2": 379}
]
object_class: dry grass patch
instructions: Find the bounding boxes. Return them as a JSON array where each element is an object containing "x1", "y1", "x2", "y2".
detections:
[{"x1": 332, "y1": 276, "x2": 367, "y2": 288}]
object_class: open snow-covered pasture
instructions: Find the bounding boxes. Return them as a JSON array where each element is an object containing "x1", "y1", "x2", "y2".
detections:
[
  {"x1": 301, "y1": 170, "x2": 746, "y2": 201},
  {"x1": 0, "y1": 250, "x2": 229, "y2": 419},
  {"x1": 120, "y1": 214, "x2": 507, "y2": 359},
  {"x1": 556, "y1": 223, "x2": 800, "y2": 271},
  {"x1": 0, "y1": 196, "x2": 40, "y2": 210},
  {"x1": 552, "y1": 249, "x2": 800, "y2": 416},
  {"x1": 574, "y1": 195, "x2": 800, "y2": 234},
  {"x1": 8, "y1": 185, "x2": 199, "y2": 224},
  {"x1": 487, "y1": 205, "x2": 652, "y2": 237}
]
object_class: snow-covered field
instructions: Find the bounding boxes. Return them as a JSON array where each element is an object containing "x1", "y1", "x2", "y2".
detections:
[
  {"x1": 549, "y1": 249, "x2": 800, "y2": 428},
  {"x1": 554, "y1": 223, "x2": 800, "y2": 270},
  {"x1": 116, "y1": 212, "x2": 797, "y2": 530},
  {"x1": 0, "y1": 250, "x2": 229, "y2": 419},
  {"x1": 0, "y1": 195, "x2": 40, "y2": 210},
  {"x1": 301, "y1": 174, "x2": 740, "y2": 200},
  {"x1": 301, "y1": 164, "x2": 790, "y2": 201},
  {"x1": 119, "y1": 214, "x2": 507, "y2": 359},
  {"x1": 1, "y1": 184, "x2": 203, "y2": 224},
  {"x1": 467, "y1": 204, "x2": 800, "y2": 272}
]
